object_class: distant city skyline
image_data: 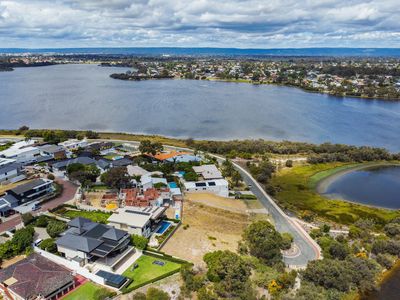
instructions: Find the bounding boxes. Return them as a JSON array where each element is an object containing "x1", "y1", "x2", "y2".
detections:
[{"x1": 1, "y1": 0, "x2": 400, "y2": 48}]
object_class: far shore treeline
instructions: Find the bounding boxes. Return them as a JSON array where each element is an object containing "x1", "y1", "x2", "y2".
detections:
[{"x1": 1, "y1": 128, "x2": 399, "y2": 164}]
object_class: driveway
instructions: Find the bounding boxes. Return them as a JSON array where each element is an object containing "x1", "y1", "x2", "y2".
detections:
[{"x1": 0, "y1": 179, "x2": 78, "y2": 233}]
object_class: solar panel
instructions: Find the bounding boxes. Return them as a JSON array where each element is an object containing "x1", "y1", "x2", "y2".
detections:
[
  {"x1": 208, "y1": 182, "x2": 216, "y2": 186},
  {"x1": 195, "y1": 182, "x2": 207, "y2": 187}
]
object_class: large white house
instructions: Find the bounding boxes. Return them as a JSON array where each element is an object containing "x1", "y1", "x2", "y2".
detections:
[
  {"x1": 0, "y1": 140, "x2": 40, "y2": 164},
  {"x1": 58, "y1": 139, "x2": 88, "y2": 151},
  {"x1": 192, "y1": 164, "x2": 223, "y2": 180},
  {"x1": 183, "y1": 179, "x2": 229, "y2": 197},
  {"x1": 107, "y1": 206, "x2": 167, "y2": 238}
]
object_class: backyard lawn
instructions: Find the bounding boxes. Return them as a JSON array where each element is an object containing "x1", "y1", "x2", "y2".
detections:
[
  {"x1": 122, "y1": 255, "x2": 182, "y2": 290},
  {"x1": 63, "y1": 282, "x2": 111, "y2": 300},
  {"x1": 61, "y1": 208, "x2": 111, "y2": 223}
]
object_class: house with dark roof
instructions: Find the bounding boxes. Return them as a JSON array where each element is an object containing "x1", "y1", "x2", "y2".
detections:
[
  {"x1": 7, "y1": 178, "x2": 54, "y2": 204},
  {"x1": 0, "y1": 253, "x2": 75, "y2": 300},
  {"x1": 56, "y1": 217, "x2": 130, "y2": 268},
  {"x1": 51, "y1": 156, "x2": 108, "y2": 173}
]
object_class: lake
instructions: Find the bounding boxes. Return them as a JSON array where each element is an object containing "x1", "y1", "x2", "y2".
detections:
[
  {"x1": 1, "y1": 64, "x2": 400, "y2": 151},
  {"x1": 363, "y1": 262, "x2": 400, "y2": 300},
  {"x1": 322, "y1": 165, "x2": 400, "y2": 209}
]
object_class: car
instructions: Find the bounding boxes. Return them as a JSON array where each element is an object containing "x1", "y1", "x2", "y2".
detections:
[{"x1": 34, "y1": 239, "x2": 43, "y2": 246}]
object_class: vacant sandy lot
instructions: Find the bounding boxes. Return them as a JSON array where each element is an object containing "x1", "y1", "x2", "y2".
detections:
[
  {"x1": 162, "y1": 193, "x2": 257, "y2": 267},
  {"x1": 185, "y1": 192, "x2": 248, "y2": 213}
]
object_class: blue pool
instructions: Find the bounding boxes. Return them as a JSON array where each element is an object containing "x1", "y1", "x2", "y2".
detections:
[
  {"x1": 168, "y1": 182, "x2": 178, "y2": 188},
  {"x1": 156, "y1": 221, "x2": 172, "y2": 234}
]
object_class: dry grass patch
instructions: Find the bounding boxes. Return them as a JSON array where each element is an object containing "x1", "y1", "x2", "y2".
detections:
[
  {"x1": 162, "y1": 197, "x2": 251, "y2": 267},
  {"x1": 184, "y1": 192, "x2": 248, "y2": 214}
]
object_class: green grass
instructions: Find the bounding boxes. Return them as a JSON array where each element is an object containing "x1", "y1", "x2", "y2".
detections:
[
  {"x1": 122, "y1": 255, "x2": 182, "y2": 290},
  {"x1": 63, "y1": 282, "x2": 106, "y2": 300},
  {"x1": 271, "y1": 162, "x2": 400, "y2": 226},
  {"x1": 103, "y1": 153, "x2": 119, "y2": 160},
  {"x1": 62, "y1": 209, "x2": 111, "y2": 223}
]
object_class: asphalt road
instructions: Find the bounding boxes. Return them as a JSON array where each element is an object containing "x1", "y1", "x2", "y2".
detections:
[{"x1": 230, "y1": 161, "x2": 321, "y2": 268}]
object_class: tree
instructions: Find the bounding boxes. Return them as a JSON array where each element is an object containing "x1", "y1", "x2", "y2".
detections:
[
  {"x1": 384, "y1": 223, "x2": 400, "y2": 237},
  {"x1": 203, "y1": 250, "x2": 256, "y2": 300},
  {"x1": 21, "y1": 213, "x2": 34, "y2": 226},
  {"x1": 139, "y1": 140, "x2": 164, "y2": 155},
  {"x1": 302, "y1": 259, "x2": 352, "y2": 292},
  {"x1": 46, "y1": 220, "x2": 67, "y2": 238},
  {"x1": 35, "y1": 215, "x2": 49, "y2": 227},
  {"x1": 242, "y1": 220, "x2": 283, "y2": 265},
  {"x1": 101, "y1": 167, "x2": 131, "y2": 189},
  {"x1": 12, "y1": 226, "x2": 35, "y2": 254},
  {"x1": 67, "y1": 163, "x2": 100, "y2": 187},
  {"x1": 328, "y1": 241, "x2": 349, "y2": 260},
  {"x1": 39, "y1": 238, "x2": 57, "y2": 253},
  {"x1": 281, "y1": 233, "x2": 293, "y2": 250},
  {"x1": 131, "y1": 234, "x2": 148, "y2": 250}
]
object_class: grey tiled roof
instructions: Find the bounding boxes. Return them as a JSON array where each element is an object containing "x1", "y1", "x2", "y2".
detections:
[{"x1": 56, "y1": 234, "x2": 103, "y2": 253}]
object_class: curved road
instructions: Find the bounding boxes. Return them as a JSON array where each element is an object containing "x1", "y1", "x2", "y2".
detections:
[
  {"x1": 99, "y1": 139, "x2": 321, "y2": 268},
  {"x1": 228, "y1": 159, "x2": 321, "y2": 267}
]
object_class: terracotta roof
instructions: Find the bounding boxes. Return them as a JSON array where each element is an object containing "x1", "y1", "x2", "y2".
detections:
[
  {"x1": 148, "y1": 151, "x2": 190, "y2": 161},
  {"x1": 0, "y1": 254, "x2": 74, "y2": 299}
]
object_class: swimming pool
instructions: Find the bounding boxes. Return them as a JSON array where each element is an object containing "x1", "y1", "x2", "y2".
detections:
[
  {"x1": 168, "y1": 182, "x2": 178, "y2": 188},
  {"x1": 156, "y1": 221, "x2": 172, "y2": 234}
]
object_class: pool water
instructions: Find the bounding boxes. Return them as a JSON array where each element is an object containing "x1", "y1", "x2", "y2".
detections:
[
  {"x1": 168, "y1": 182, "x2": 178, "y2": 188},
  {"x1": 156, "y1": 221, "x2": 171, "y2": 234}
]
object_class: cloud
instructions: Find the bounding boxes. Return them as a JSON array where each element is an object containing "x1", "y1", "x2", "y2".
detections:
[{"x1": 0, "y1": 0, "x2": 400, "y2": 48}]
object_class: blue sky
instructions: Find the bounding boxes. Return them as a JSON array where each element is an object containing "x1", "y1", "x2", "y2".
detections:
[{"x1": 1, "y1": 0, "x2": 400, "y2": 48}]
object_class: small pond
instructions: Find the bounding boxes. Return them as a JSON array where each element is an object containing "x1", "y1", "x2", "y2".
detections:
[{"x1": 322, "y1": 165, "x2": 400, "y2": 209}]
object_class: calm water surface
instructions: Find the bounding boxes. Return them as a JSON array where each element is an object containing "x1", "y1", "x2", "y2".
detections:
[
  {"x1": 324, "y1": 166, "x2": 400, "y2": 209},
  {"x1": 364, "y1": 262, "x2": 400, "y2": 300},
  {"x1": 1, "y1": 64, "x2": 400, "y2": 151}
]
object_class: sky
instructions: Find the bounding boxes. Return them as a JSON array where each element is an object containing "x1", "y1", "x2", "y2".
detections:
[{"x1": 1, "y1": 0, "x2": 400, "y2": 49}]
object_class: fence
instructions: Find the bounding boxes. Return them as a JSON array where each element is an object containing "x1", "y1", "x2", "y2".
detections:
[{"x1": 33, "y1": 247, "x2": 106, "y2": 285}]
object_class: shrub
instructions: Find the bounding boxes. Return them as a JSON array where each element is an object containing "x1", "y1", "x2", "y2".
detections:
[
  {"x1": 46, "y1": 220, "x2": 67, "y2": 238},
  {"x1": 131, "y1": 234, "x2": 148, "y2": 250},
  {"x1": 39, "y1": 238, "x2": 57, "y2": 253},
  {"x1": 21, "y1": 213, "x2": 34, "y2": 226},
  {"x1": 47, "y1": 174, "x2": 55, "y2": 180},
  {"x1": 35, "y1": 215, "x2": 49, "y2": 227}
]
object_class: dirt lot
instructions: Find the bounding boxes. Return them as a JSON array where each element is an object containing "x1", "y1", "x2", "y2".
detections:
[{"x1": 162, "y1": 192, "x2": 269, "y2": 267}]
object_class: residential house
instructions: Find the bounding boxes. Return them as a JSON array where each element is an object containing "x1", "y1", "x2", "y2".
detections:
[
  {"x1": 51, "y1": 157, "x2": 107, "y2": 173},
  {"x1": 6, "y1": 178, "x2": 54, "y2": 204},
  {"x1": 38, "y1": 144, "x2": 67, "y2": 160},
  {"x1": 58, "y1": 139, "x2": 88, "y2": 151},
  {"x1": 107, "y1": 206, "x2": 167, "y2": 238},
  {"x1": 0, "y1": 162, "x2": 22, "y2": 183},
  {"x1": 0, "y1": 253, "x2": 75, "y2": 300},
  {"x1": 183, "y1": 179, "x2": 229, "y2": 197},
  {"x1": 0, "y1": 140, "x2": 40, "y2": 165},
  {"x1": 56, "y1": 217, "x2": 130, "y2": 266},
  {"x1": 192, "y1": 164, "x2": 223, "y2": 180}
]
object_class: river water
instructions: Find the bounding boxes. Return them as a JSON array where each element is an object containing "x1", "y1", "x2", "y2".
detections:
[{"x1": 1, "y1": 64, "x2": 400, "y2": 151}]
